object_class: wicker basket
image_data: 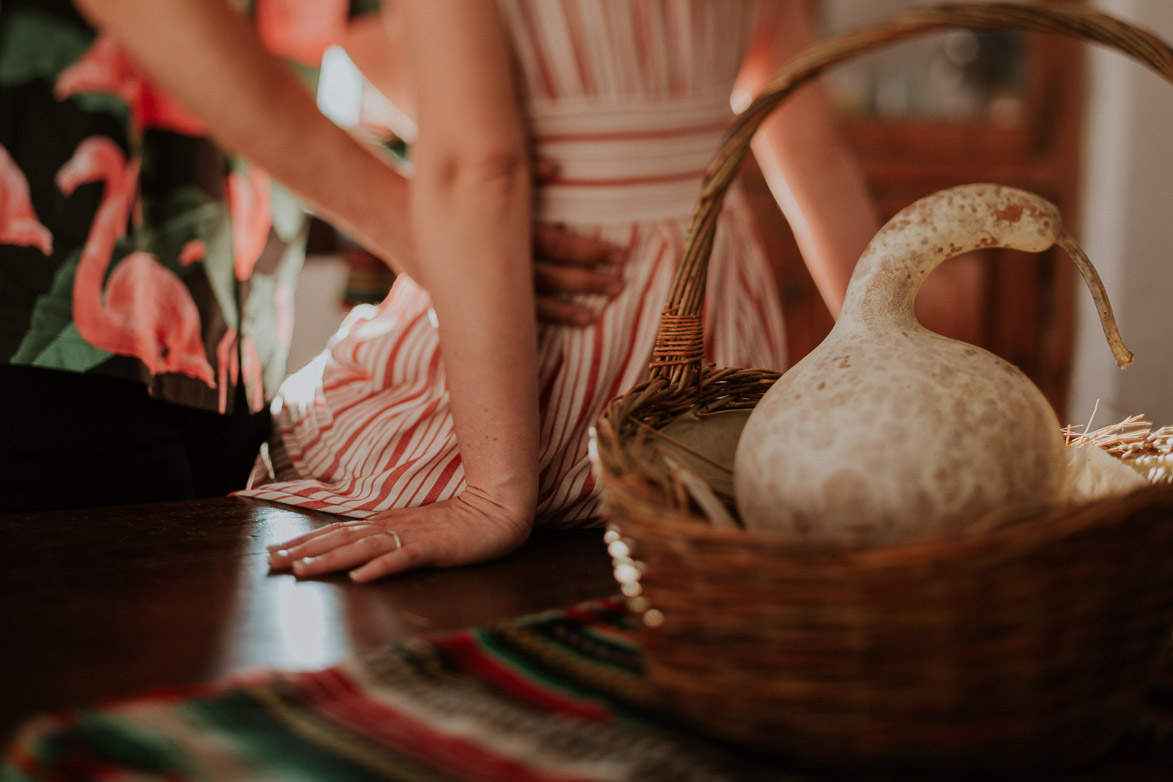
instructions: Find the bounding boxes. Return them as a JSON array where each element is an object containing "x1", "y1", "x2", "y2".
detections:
[{"x1": 591, "y1": 3, "x2": 1173, "y2": 772}]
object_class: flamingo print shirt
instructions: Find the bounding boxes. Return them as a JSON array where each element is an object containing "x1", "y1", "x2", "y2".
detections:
[{"x1": 0, "y1": 0, "x2": 319, "y2": 414}]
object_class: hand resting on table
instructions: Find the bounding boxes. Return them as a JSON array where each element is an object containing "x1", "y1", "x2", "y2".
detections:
[{"x1": 266, "y1": 486, "x2": 532, "y2": 582}]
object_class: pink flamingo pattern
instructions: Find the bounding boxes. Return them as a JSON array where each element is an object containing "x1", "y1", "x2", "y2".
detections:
[
  {"x1": 215, "y1": 329, "x2": 266, "y2": 414},
  {"x1": 3, "y1": 4, "x2": 314, "y2": 415},
  {"x1": 57, "y1": 136, "x2": 215, "y2": 387},
  {"x1": 255, "y1": 0, "x2": 350, "y2": 66},
  {"x1": 0, "y1": 144, "x2": 53, "y2": 255},
  {"x1": 178, "y1": 239, "x2": 207, "y2": 267},
  {"x1": 226, "y1": 165, "x2": 274, "y2": 281},
  {"x1": 215, "y1": 162, "x2": 278, "y2": 412},
  {"x1": 55, "y1": 32, "x2": 204, "y2": 136}
]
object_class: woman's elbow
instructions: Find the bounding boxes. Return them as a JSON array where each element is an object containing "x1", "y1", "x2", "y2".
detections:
[
  {"x1": 427, "y1": 143, "x2": 529, "y2": 194},
  {"x1": 456, "y1": 138, "x2": 528, "y2": 180}
]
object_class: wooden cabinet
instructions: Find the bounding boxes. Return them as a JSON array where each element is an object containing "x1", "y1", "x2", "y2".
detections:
[{"x1": 745, "y1": 0, "x2": 1086, "y2": 420}]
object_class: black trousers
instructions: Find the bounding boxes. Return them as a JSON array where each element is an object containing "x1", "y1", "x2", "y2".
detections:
[{"x1": 0, "y1": 365, "x2": 270, "y2": 513}]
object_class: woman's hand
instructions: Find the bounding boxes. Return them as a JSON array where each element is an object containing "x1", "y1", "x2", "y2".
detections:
[{"x1": 266, "y1": 487, "x2": 533, "y2": 582}]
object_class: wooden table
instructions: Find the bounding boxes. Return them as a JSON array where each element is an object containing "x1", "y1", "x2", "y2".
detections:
[{"x1": 0, "y1": 497, "x2": 616, "y2": 745}]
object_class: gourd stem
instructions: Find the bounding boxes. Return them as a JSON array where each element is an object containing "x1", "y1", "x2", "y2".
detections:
[{"x1": 1058, "y1": 231, "x2": 1134, "y2": 369}]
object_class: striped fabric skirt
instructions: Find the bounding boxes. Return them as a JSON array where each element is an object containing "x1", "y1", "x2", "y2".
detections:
[{"x1": 239, "y1": 101, "x2": 787, "y2": 526}]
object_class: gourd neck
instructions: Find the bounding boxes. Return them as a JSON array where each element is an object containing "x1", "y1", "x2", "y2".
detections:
[
  {"x1": 837, "y1": 185, "x2": 1062, "y2": 332},
  {"x1": 837, "y1": 232, "x2": 935, "y2": 333}
]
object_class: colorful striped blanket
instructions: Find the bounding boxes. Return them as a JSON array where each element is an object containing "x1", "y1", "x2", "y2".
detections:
[{"x1": 3, "y1": 599, "x2": 1172, "y2": 781}]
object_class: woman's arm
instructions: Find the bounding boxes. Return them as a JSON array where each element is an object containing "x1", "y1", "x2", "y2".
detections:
[
  {"x1": 343, "y1": 7, "x2": 626, "y2": 327},
  {"x1": 397, "y1": 0, "x2": 539, "y2": 534},
  {"x1": 268, "y1": 0, "x2": 538, "y2": 581},
  {"x1": 734, "y1": 0, "x2": 880, "y2": 318}
]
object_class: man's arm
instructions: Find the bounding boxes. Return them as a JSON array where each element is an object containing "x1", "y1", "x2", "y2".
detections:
[
  {"x1": 73, "y1": 0, "x2": 625, "y2": 325},
  {"x1": 74, "y1": 0, "x2": 416, "y2": 277}
]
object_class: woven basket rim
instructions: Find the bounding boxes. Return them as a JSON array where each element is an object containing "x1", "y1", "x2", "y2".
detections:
[
  {"x1": 605, "y1": 471, "x2": 1173, "y2": 554},
  {"x1": 598, "y1": 395, "x2": 1173, "y2": 551}
]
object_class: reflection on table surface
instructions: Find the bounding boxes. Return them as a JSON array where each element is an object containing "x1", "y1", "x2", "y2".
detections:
[{"x1": 0, "y1": 497, "x2": 614, "y2": 744}]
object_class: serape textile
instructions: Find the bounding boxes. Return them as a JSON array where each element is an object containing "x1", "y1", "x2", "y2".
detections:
[{"x1": 3, "y1": 599, "x2": 1173, "y2": 781}]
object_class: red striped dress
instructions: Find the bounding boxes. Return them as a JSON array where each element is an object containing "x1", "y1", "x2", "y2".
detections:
[{"x1": 238, "y1": 0, "x2": 787, "y2": 527}]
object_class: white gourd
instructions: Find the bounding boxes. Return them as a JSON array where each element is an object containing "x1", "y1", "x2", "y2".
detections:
[{"x1": 734, "y1": 184, "x2": 1133, "y2": 542}]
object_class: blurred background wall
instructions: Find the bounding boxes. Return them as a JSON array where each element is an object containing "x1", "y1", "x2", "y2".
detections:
[{"x1": 1073, "y1": 0, "x2": 1173, "y2": 427}]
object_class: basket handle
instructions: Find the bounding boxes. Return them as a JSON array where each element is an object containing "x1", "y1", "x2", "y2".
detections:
[{"x1": 649, "y1": 2, "x2": 1173, "y2": 390}]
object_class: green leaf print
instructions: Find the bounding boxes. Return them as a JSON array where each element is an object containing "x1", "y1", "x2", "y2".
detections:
[
  {"x1": 29, "y1": 322, "x2": 112, "y2": 371},
  {"x1": 0, "y1": 7, "x2": 89, "y2": 87},
  {"x1": 245, "y1": 237, "x2": 307, "y2": 395},
  {"x1": 0, "y1": 7, "x2": 132, "y2": 127},
  {"x1": 138, "y1": 186, "x2": 238, "y2": 329},
  {"x1": 269, "y1": 178, "x2": 306, "y2": 244},
  {"x1": 10, "y1": 247, "x2": 111, "y2": 371}
]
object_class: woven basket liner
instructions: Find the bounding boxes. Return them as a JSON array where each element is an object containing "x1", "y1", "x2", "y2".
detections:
[{"x1": 591, "y1": 2, "x2": 1173, "y2": 771}]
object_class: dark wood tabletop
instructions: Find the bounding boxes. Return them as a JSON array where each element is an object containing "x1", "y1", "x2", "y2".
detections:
[{"x1": 0, "y1": 497, "x2": 616, "y2": 745}]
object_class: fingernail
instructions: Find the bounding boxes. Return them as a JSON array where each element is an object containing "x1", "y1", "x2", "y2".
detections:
[
  {"x1": 272, "y1": 548, "x2": 289, "y2": 559},
  {"x1": 292, "y1": 557, "x2": 314, "y2": 573}
]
